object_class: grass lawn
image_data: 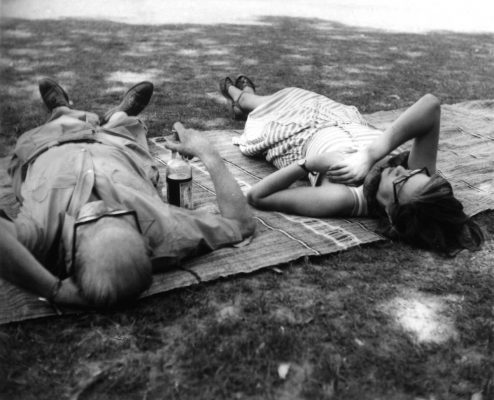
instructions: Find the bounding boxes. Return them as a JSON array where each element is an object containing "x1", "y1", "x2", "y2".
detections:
[{"x1": 0, "y1": 16, "x2": 493, "y2": 400}]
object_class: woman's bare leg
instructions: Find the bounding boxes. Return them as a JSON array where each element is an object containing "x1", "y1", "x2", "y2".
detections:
[{"x1": 227, "y1": 85, "x2": 275, "y2": 112}]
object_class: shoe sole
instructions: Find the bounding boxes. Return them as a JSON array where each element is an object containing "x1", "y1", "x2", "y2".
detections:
[{"x1": 102, "y1": 82, "x2": 153, "y2": 124}]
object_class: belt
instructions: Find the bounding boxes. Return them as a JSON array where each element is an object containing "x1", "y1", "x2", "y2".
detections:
[{"x1": 24, "y1": 134, "x2": 103, "y2": 166}]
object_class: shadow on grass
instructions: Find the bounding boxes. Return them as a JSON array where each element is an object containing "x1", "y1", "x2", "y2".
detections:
[
  {"x1": 1, "y1": 16, "x2": 493, "y2": 155},
  {"x1": 1, "y1": 16, "x2": 493, "y2": 400}
]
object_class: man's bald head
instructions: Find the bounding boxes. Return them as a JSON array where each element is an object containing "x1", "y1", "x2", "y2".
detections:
[{"x1": 73, "y1": 216, "x2": 152, "y2": 308}]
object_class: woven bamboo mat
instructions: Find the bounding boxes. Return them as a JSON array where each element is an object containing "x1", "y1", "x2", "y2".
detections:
[{"x1": 0, "y1": 100, "x2": 492, "y2": 324}]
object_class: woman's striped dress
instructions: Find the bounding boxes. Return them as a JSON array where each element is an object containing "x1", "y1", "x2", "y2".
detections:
[{"x1": 233, "y1": 87, "x2": 385, "y2": 169}]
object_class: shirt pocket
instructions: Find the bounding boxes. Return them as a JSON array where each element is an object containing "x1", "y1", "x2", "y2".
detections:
[{"x1": 25, "y1": 158, "x2": 78, "y2": 202}]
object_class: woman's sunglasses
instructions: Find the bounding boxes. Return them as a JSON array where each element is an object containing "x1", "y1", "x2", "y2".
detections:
[{"x1": 393, "y1": 167, "x2": 430, "y2": 204}]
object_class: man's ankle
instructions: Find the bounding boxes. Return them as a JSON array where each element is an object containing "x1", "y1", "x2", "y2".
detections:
[
  {"x1": 46, "y1": 106, "x2": 72, "y2": 122},
  {"x1": 108, "y1": 111, "x2": 128, "y2": 122}
]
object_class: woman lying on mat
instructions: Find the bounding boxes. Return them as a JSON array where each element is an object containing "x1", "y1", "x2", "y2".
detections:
[{"x1": 219, "y1": 76, "x2": 484, "y2": 255}]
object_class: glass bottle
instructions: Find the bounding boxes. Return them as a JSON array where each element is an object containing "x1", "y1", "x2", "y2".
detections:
[{"x1": 166, "y1": 151, "x2": 193, "y2": 209}]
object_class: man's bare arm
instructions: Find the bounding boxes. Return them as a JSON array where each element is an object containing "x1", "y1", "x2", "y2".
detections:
[
  {"x1": 164, "y1": 122, "x2": 255, "y2": 238},
  {"x1": 0, "y1": 218, "x2": 87, "y2": 306}
]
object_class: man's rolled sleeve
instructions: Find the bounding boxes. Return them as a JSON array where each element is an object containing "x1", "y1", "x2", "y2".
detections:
[{"x1": 151, "y1": 205, "x2": 245, "y2": 263}]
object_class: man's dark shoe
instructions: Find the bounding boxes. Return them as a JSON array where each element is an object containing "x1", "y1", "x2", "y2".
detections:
[
  {"x1": 102, "y1": 81, "x2": 154, "y2": 124},
  {"x1": 39, "y1": 78, "x2": 71, "y2": 111}
]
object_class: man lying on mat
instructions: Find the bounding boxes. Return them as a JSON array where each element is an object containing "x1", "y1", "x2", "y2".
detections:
[
  {"x1": 219, "y1": 75, "x2": 483, "y2": 255},
  {"x1": 0, "y1": 78, "x2": 255, "y2": 309}
]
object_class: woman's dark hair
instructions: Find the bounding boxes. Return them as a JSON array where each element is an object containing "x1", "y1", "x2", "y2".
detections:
[{"x1": 381, "y1": 174, "x2": 484, "y2": 255}]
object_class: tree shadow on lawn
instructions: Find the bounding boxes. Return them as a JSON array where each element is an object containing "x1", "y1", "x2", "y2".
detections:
[
  {"x1": 1, "y1": 16, "x2": 493, "y2": 154},
  {"x1": 0, "y1": 16, "x2": 493, "y2": 400}
]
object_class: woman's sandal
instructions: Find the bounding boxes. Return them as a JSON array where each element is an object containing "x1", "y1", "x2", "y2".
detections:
[
  {"x1": 234, "y1": 75, "x2": 256, "y2": 92},
  {"x1": 219, "y1": 77, "x2": 246, "y2": 120}
]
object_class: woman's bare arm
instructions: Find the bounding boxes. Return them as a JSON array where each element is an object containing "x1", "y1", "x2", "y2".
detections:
[
  {"x1": 327, "y1": 94, "x2": 441, "y2": 184},
  {"x1": 247, "y1": 162, "x2": 354, "y2": 217}
]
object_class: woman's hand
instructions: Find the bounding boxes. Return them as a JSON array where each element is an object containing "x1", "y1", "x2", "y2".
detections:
[{"x1": 325, "y1": 149, "x2": 374, "y2": 186}]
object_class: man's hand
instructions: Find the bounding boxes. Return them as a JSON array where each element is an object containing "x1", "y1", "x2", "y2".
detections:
[
  {"x1": 54, "y1": 278, "x2": 89, "y2": 308},
  {"x1": 163, "y1": 122, "x2": 216, "y2": 159},
  {"x1": 325, "y1": 149, "x2": 374, "y2": 186}
]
